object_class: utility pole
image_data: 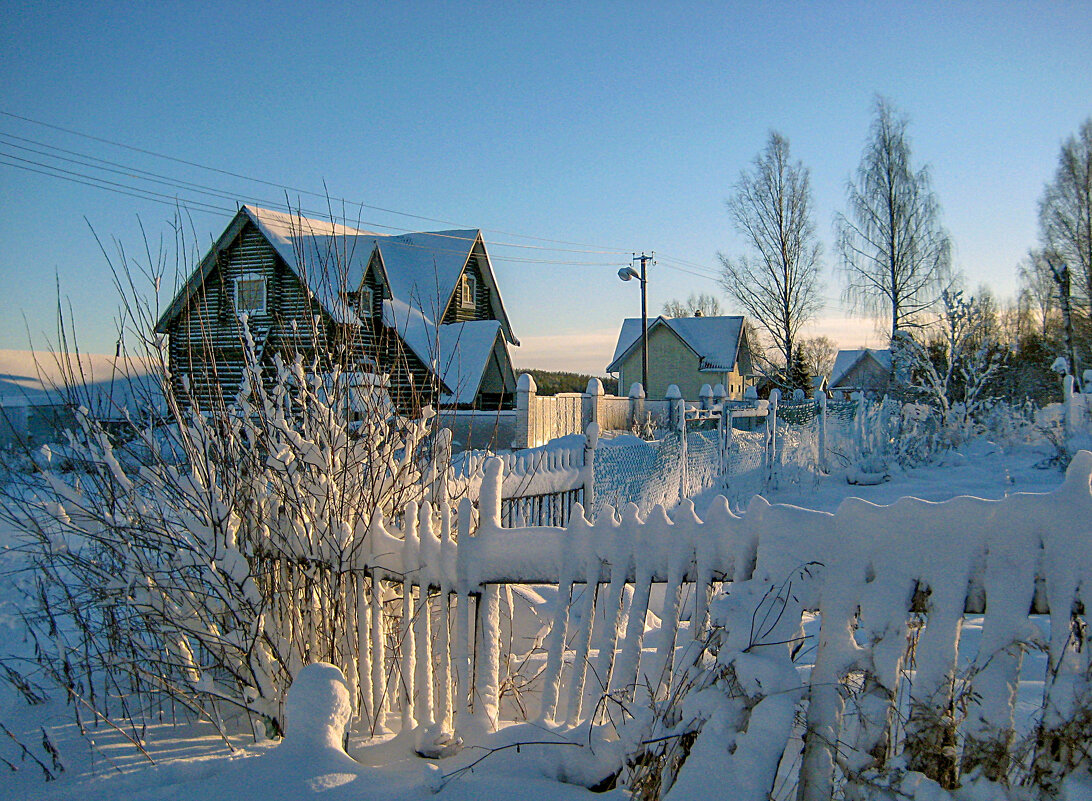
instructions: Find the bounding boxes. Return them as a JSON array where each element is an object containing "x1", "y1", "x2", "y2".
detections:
[
  {"x1": 618, "y1": 252, "x2": 653, "y2": 394},
  {"x1": 636, "y1": 252, "x2": 651, "y2": 394}
]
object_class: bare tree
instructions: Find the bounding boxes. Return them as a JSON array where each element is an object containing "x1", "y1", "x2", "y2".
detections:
[
  {"x1": 662, "y1": 292, "x2": 722, "y2": 318},
  {"x1": 1040, "y1": 118, "x2": 1092, "y2": 302},
  {"x1": 1039, "y1": 118, "x2": 1092, "y2": 379},
  {"x1": 836, "y1": 97, "x2": 952, "y2": 339},
  {"x1": 1018, "y1": 248, "x2": 1060, "y2": 339},
  {"x1": 718, "y1": 131, "x2": 823, "y2": 373}
]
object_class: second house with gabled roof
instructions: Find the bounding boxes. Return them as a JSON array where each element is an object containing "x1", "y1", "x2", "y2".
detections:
[
  {"x1": 828, "y1": 348, "x2": 892, "y2": 397},
  {"x1": 155, "y1": 205, "x2": 519, "y2": 414},
  {"x1": 606, "y1": 314, "x2": 755, "y2": 402}
]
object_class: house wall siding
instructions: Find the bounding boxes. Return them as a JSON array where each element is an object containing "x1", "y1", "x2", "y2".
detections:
[
  {"x1": 618, "y1": 327, "x2": 747, "y2": 402},
  {"x1": 168, "y1": 222, "x2": 342, "y2": 411}
]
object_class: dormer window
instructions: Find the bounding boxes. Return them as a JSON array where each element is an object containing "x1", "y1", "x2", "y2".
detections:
[
  {"x1": 460, "y1": 272, "x2": 476, "y2": 309},
  {"x1": 235, "y1": 273, "x2": 267, "y2": 315}
]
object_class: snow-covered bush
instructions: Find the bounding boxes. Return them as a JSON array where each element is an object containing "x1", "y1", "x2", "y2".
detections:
[
  {"x1": 890, "y1": 289, "x2": 1006, "y2": 446},
  {"x1": 2, "y1": 328, "x2": 449, "y2": 749},
  {"x1": 620, "y1": 567, "x2": 815, "y2": 800}
]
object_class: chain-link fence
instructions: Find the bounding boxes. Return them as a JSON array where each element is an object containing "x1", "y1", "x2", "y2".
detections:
[
  {"x1": 570, "y1": 394, "x2": 961, "y2": 520},
  {"x1": 592, "y1": 433, "x2": 684, "y2": 518}
]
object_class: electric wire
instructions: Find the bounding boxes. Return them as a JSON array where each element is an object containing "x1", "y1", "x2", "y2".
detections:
[
  {"x1": 0, "y1": 110, "x2": 636, "y2": 254},
  {"x1": 1, "y1": 112, "x2": 846, "y2": 286},
  {"x1": 0, "y1": 132, "x2": 632, "y2": 257}
]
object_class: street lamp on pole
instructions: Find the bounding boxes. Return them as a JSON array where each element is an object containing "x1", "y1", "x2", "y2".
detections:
[{"x1": 618, "y1": 252, "x2": 652, "y2": 394}]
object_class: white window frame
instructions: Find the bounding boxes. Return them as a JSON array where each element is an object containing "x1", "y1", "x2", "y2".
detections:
[
  {"x1": 235, "y1": 272, "x2": 268, "y2": 315},
  {"x1": 461, "y1": 272, "x2": 477, "y2": 309}
]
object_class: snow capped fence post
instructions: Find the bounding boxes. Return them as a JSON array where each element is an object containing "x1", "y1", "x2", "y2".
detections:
[
  {"x1": 515, "y1": 373, "x2": 537, "y2": 449},
  {"x1": 818, "y1": 392, "x2": 828, "y2": 473},
  {"x1": 767, "y1": 388, "x2": 780, "y2": 489},
  {"x1": 583, "y1": 421, "x2": 599, "y2": 516},
  {"x1": 453, "y1": 497, "x2": 475, "y2": 740},
  {"x1": 473, "y1": 458, "x2": 503, "y2": 730},
  {"x1": 667, "y1": 384, "x2": 687, "y2": 497},
  {"x1": 583, "y1": 377, "x2": 603, "y2": 433},
  {"x1": 720, "y1": 402, "x2": 734, "y2": 478},
  {"x1": 667, "y1": 383, "x2": 684, "y2": 431},
  {"x1": 628, "y1": 382, "x2": 646, "y2": 432},
  {"x1": 713, "y1": 382, "x2": 727, "y2": 409},
  {"x1": 699, "y1": 383, "x2": 713, "y2": 411}
]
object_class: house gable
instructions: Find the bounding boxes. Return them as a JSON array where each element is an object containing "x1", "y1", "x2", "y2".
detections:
[
  {"x1": 608, "y1": 315, "x2": 753, "y2": 401},
  {"x1": 830, "y1": 348, "x2": 892, "y2": 393}
]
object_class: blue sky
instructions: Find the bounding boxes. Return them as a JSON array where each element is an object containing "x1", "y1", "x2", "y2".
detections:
[{"x1": 1, "y1": 2, "x2": 1089, "y2": 373}]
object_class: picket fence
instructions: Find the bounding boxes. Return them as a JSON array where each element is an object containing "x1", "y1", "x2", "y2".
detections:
[
  {"x1": 487, "y1": 390, "x2": 847, "y2": 528},
  {"x1": 343, "y1": 452, "x2": 1092, "y2": 797}
]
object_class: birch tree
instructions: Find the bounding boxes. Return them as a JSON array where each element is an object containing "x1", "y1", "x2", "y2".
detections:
[
  {"x1": 718, "y1": 131, "x2": 823, "y2": 376},
  {"x1": 836, "y1": 97, "x2": 952, "y2": 339},
  {"x1": 1040, "y1": 118, "x2": 1092, "y2": 301},
  {"x1": 1039, "y1": 118, "x2": 1092, "y2": 378}
]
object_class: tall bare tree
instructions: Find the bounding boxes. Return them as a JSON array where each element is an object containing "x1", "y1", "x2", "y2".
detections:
[
  {"x1": 1040, "y1": 118, "x2": 1092, "y2": 302},
  {"x1": 1039, "y1": 118, "x2": 1092, "y2": 379},
  {"x1": 718, "y1": 131, "x2": 822, "y2": 374},
  {"x1": 662, "y1": 292, "x2": 722, "y2": 318},
  {"x1": 836, "y1": 97, "x2": 952, "y2": 339},
  {"x1": 1018, "y1": 248, "x2": 1060, "y2": 339}
]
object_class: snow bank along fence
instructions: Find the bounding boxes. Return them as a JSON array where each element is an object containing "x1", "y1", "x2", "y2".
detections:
[
  {"x1": 346, "y1": 453, "x2": 1092, "y2": 794},
  {"x1": 493, "y1": 387, "x2": 862, "y2": 526}
]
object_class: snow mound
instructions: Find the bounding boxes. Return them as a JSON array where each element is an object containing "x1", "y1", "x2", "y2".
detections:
[{"x1": 284, "y1": 663, "x2": 352, "y2": 752}]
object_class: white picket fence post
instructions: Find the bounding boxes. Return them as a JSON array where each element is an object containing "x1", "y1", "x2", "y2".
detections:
[
  {"x1": 766, "y1": 388, "x2": 780, "y2": 489},
  {"x1": 817, "y1": 392, "x2": 828, "y2": 473},
  {"x1": 583, "y1": 421, "x2": 599, "y2": 517}
]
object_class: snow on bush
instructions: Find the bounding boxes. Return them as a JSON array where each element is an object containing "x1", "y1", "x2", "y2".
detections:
[{"x1": 1, "y1": 336, "x2": 448, "y2": 742}]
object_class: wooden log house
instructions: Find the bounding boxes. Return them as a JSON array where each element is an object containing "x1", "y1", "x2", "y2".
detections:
[{"x1": 155, "y1": 206, "x2": 519, "y2": 414}]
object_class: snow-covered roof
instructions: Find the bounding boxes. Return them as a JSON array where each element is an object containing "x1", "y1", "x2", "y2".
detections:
[
  {"x1": 158, "y1": 207, "x2": 503, "y2": 331},
  {"x1": 373, "y1": 230, "x2": 480, "y2": 323},
  {"x1": 607, "y1": 315, "x2": 746, "y2": 373},
  {"x1": 829, "y1": 348, "x2": 892, "y2": 389},
  {"x1": 383, "y1": 300, "x2": 507, "y2": 405},
  {"x1": 247, "y1": 207, "x2": 488, "y2": 325},
  {"x1": 245, "y1": 206, "x2": 380, "y2": 319}
]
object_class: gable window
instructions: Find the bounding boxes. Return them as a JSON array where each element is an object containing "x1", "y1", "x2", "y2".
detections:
[
  {"x1": 460, "y1": 272, "x2": 477, "y2": 309},
  {"x1": 358, "y1": 286, "x2": 374, "y2": 318},
  {"x1": 235, "y1": 273, "x2": 267, "y2": 315}
]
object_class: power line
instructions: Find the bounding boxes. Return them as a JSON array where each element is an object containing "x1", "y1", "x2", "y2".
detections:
[
  {"x1": 2, "y1": 110, "x2": 802, "y2": 284},
  {"x1": 0, "y1": 109, "x2": 636, "y2": 254},
  {"x1": 0, "y1": 152, "x2": 624, "y2": 266},
  {"x1": 0, "y1": 130, "x2": 635, "y2": 257}
]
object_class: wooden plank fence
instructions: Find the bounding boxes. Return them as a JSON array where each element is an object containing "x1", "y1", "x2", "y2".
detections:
[{"x1": 345, "y1": 451, "x2": 1092, "y2": 796}]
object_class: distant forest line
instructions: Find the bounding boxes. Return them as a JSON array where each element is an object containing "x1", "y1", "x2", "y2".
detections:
[{"x1": 516, "y1": 369, "x2": 619, "y2": 396}]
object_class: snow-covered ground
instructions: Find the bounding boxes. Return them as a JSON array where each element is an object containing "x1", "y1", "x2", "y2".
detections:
[{"x1": 0, "y1": 437, "x2": 1081, "y2": 801}]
